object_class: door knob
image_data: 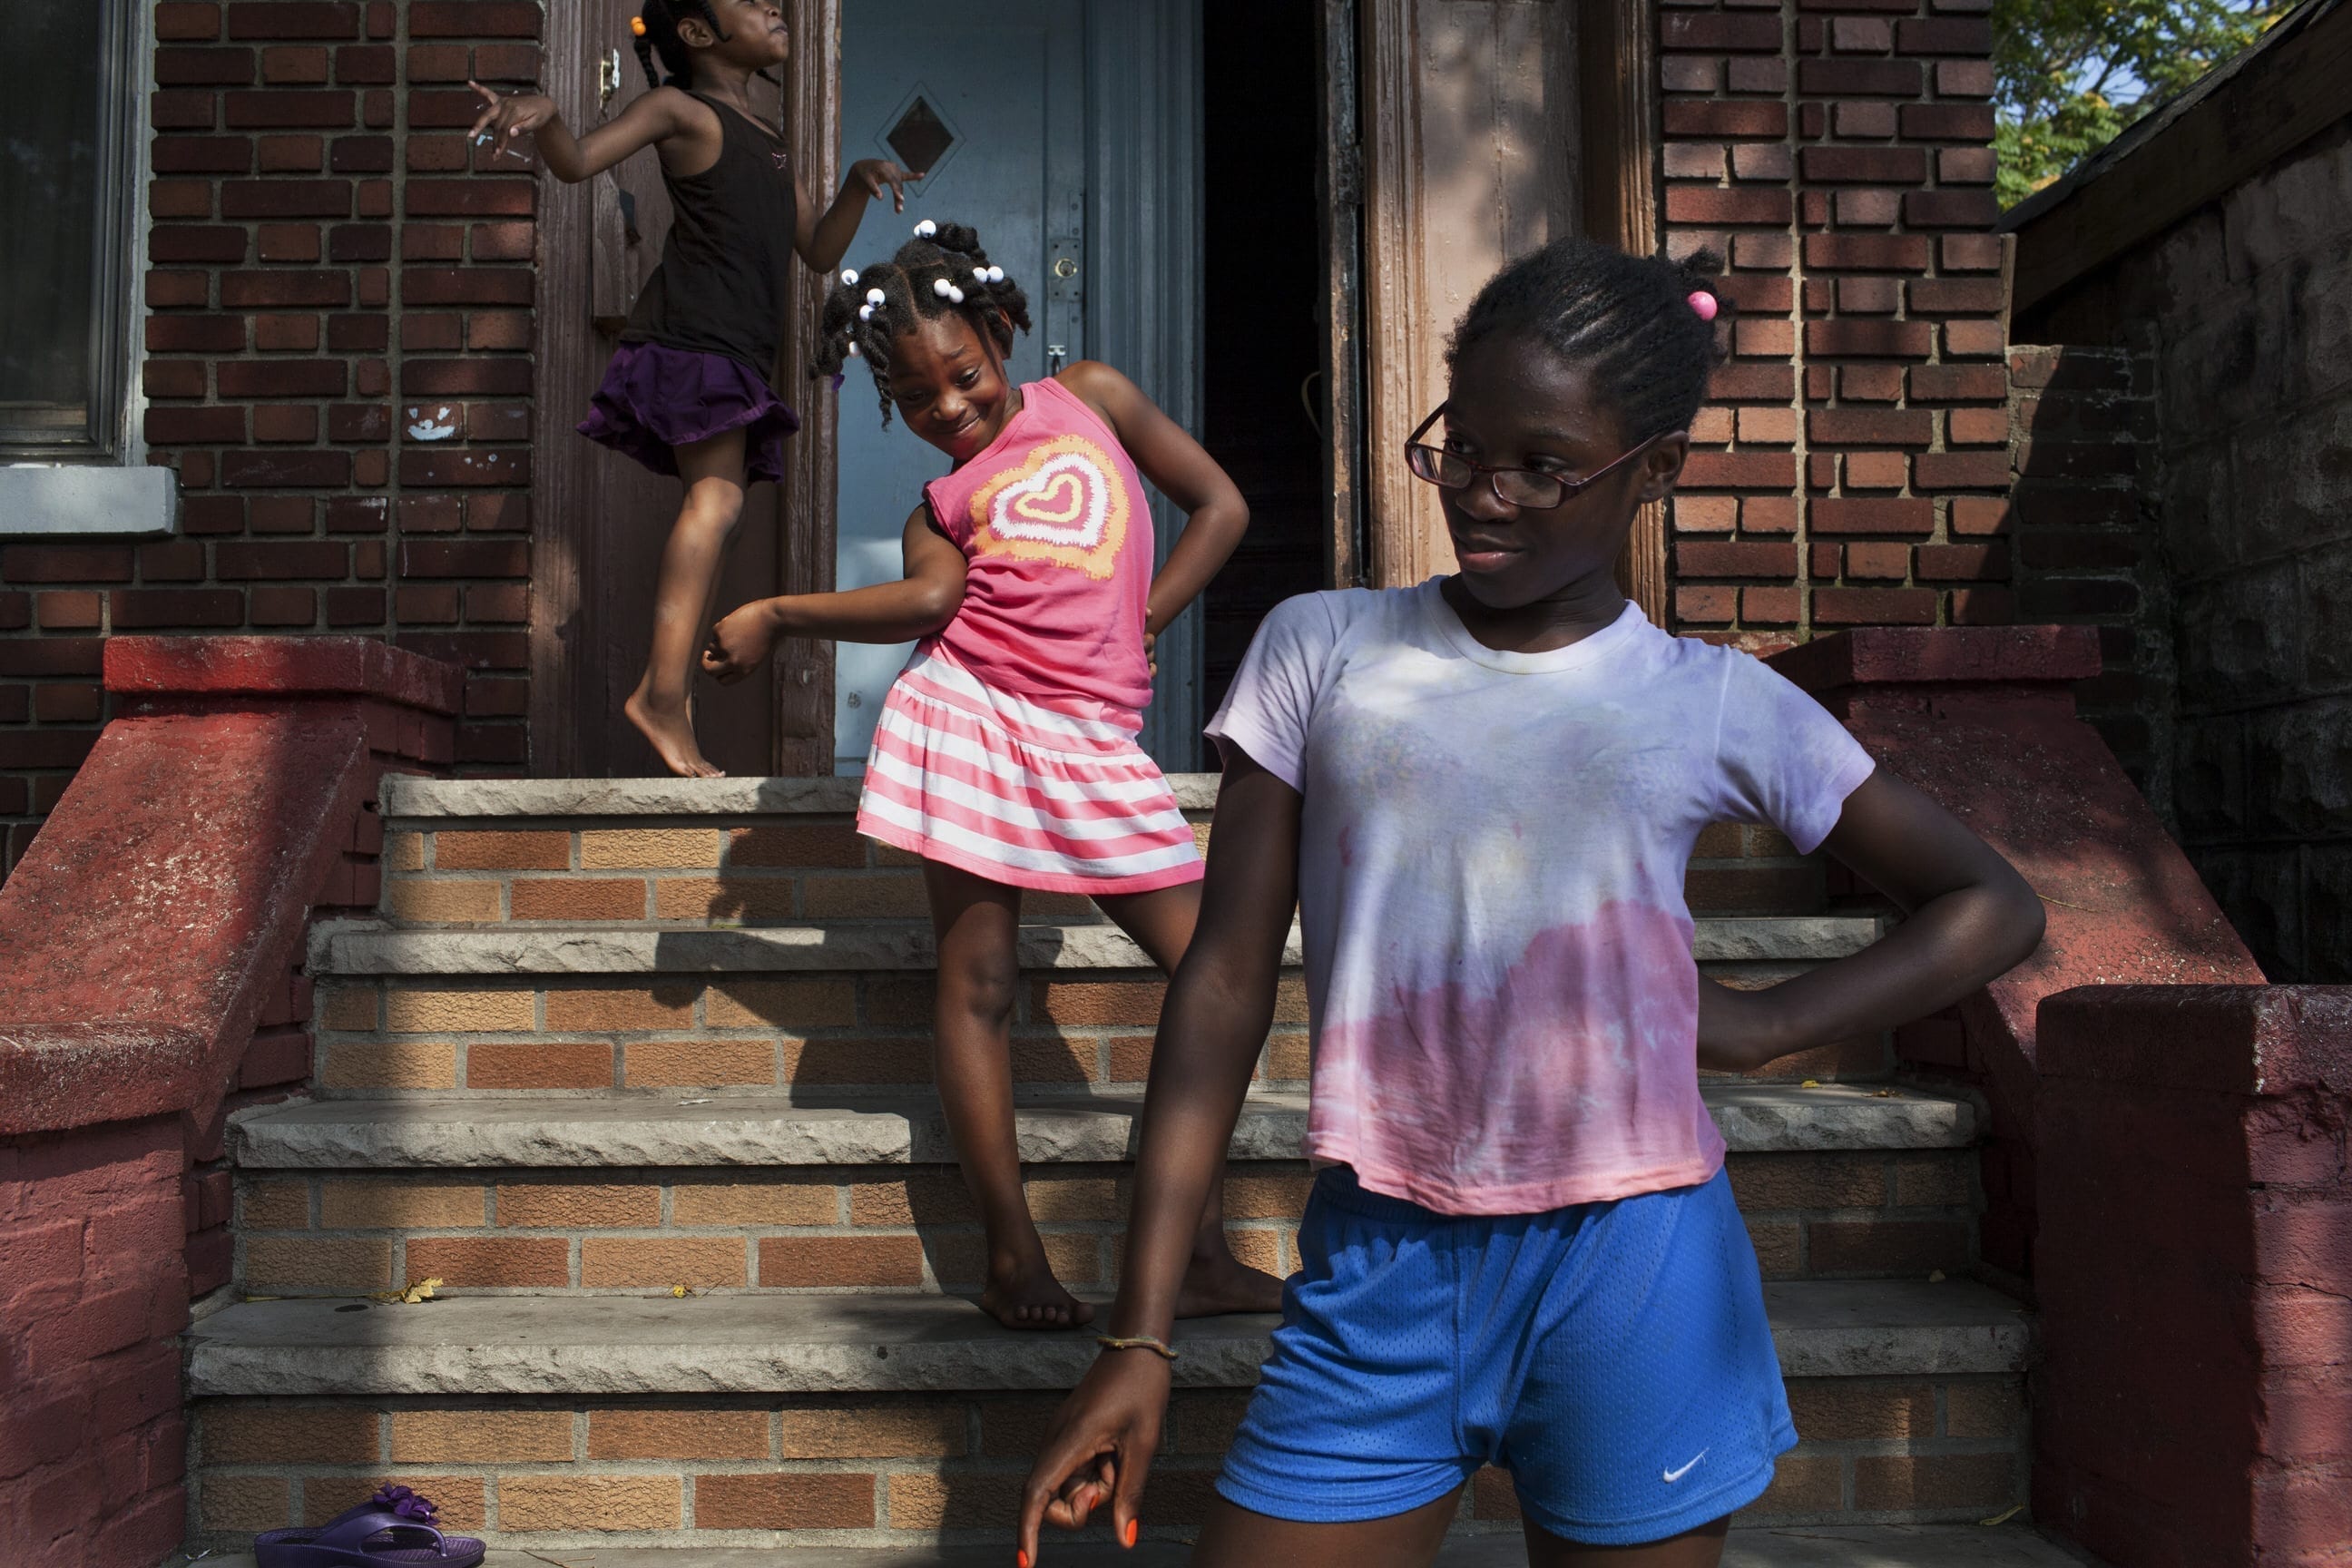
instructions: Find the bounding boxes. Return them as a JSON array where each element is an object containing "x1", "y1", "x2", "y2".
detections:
[{"x1": 599, "y1": 48, "x2": 622, "y2": 106}]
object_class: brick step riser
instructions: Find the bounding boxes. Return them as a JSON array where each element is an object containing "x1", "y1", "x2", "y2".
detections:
[
  {"x1": 233, "y1": 1151, "x2": 1976, "y2": 1296},
  {"x1": 186, "y1": 1378, "x2": 2027, "y2": 1548},
  {"x1": 382, "y1": 820, "x2": 1827, "y2": 926},
  {"x1": 312, "y1": 970, "x2": 1891, "y2": 1095}
]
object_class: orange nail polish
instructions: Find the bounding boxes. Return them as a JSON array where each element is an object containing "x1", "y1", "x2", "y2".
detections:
[
  {"x1": 1123, "y1": 1518, "x2": 1139, "y2": 1548},
  {"x1": 1017, "y1": 1553, "x2": 1030, "y2": 1568}
]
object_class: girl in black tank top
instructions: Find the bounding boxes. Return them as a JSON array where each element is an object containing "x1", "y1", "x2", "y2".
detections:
[{"x1": 466, "y1": 0, "x2": 922, "y2": 778}]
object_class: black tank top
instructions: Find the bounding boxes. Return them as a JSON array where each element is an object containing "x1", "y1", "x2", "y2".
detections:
[{"x1": 622, "y1": 92, "x2": 799, "y2": 380}]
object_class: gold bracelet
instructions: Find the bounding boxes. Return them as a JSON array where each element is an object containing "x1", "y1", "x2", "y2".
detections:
[{"x1": 1094, "y1": 1333, "x2": 1180, "y2": 1362}]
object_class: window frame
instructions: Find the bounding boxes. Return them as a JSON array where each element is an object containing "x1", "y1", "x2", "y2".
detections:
[
  {"x1": 1, "y1": 0, "x2": 152, "y2": 465},
  {"x1": 0, "y1": 0, "x2": 171, "y2": 535}
]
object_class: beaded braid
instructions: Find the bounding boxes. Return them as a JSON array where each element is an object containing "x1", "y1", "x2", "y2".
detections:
[
  {"x1": 630, "y1": 0, "x2": 730, "y2": 91},
  {"x1": 1446, "y1": 238, "x2": 1735, "y2": 442},
  {"x1": 813, "y1": 221, "x2": 1035, "y2": 426}
]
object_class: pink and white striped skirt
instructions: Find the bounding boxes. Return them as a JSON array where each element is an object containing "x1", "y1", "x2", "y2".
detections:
[{"x1": 855, "y1": 644, "x2": 1205, "y2": 897}]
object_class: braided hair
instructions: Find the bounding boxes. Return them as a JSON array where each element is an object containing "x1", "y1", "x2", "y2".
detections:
[
  {"x1": 631, "y1": 0, "x2": 730, "y2": 90},
  {"x1": 814, "y1": 221, "x2": 1034, "y2": 426},
  {"x1": 1446, "y1": 237, "x2": 1733, "y2": 443}
]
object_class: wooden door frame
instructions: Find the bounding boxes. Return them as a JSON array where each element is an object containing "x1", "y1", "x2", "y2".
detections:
[
  {"x1": 530, "y1": 3, "x2": 840, "y2": 778},
  {"x1": 771, "y1": 0, "x2": 842, "y2": 776},
  {"x1": 1579, "y1": 0, "x2": 1668, "y2": 624},
  {"x1": 528, "y1": 0, "x2": 599, "y2": 779},
  {"x1": 1322, "y1": 0, "x2": 1667, "y2": 621}
]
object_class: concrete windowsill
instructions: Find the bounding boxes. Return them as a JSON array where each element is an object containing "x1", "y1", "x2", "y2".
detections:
[{"x1": 0, "y1": 463, "x2": 179, "y2": 536}]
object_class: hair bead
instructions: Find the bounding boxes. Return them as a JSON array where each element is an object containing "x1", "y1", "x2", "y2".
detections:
[
  {"x1": 629, "y1": 15, "x2": 646, "y2": 35},
  {"x1": 865, "y1": 288, "x2": 885, "y2": 306},
  {"x1": 1688, "y1": 290, "x2": 1720, "y2": 323},
  {"x1": 913, "y1": 219, "x2": 937, "y2": 238},
  {"x1": 840, "y1": 269, "x2": 858, "y2": 286}
]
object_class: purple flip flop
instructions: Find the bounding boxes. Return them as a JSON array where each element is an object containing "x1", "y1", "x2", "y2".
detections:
[{"x1": 253, "y1": 1487, "x2": 485, "y2": 1568}]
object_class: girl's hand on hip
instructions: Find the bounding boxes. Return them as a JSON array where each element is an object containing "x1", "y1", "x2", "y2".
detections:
[
  {"x1": 849, "y1": 158, "x2": 923, "y2": 212},
  {"x1": 1019, "y1": 1348, "x2": 1169, "y2": 1563},
  {"x1": 1694, "y1": 976, "x2": 1788, "y2": 1075},
  {"x1": 467, "y1": 82, "x2": 556, "y2": 159},
  {"x1": 1142, "y1": 632, "x2": 1158, "y2": 681}
]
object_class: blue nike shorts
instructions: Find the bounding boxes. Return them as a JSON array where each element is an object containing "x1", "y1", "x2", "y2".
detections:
[{"x1": 1216, "y1": 1162, "x2": 1796, "y2": 1544}]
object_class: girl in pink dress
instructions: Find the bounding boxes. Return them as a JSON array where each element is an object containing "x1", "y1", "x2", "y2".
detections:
[{"x1": 703, "y1": 220, "x2": 1277, "y2": 1331}]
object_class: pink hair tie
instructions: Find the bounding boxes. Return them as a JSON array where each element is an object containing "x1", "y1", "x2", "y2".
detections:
[{"x1": 1688, "y1": 290, "x2": 1719, "y2": 322}]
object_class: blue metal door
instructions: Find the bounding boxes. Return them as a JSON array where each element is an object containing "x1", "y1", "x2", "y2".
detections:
[{"x1": 832, "y1": 0, "x2": 1087, "y2": 771}]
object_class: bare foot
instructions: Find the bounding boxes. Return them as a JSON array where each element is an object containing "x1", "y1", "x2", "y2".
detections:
[
  {"x1": 623, "y1": 687, "x2": 723, "y2": 779},
  {"x1": 977, "y1": 1256, "x2": 1096, "y2": 1331},
  {"x1": 1175, "y1": 1245, "x2": 1286, "y2": 1318}
]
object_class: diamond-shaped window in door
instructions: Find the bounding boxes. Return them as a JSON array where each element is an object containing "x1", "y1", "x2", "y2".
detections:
[{"x1": 878, "y1": 85, "x2": 962, "y2": 186}]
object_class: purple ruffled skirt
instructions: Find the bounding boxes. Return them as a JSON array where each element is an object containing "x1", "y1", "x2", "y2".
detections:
[{"x1": 577, "y1": 341, "x2": 801, "y2": 484}]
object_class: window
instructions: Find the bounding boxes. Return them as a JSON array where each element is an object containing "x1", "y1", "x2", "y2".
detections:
[
  {"x1": 0, "y1": 0, "x2": 173, "y2": 535},
  {"x1": 3, "y1": 0, "x2": 145, "y2": 460}
]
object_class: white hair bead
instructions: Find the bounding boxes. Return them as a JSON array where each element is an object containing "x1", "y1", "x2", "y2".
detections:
[
  {"x1": 913, "y1": 219, "x2": 937, "y2": 238},
  {"x1": 973, "y1": 267, "x2": 989, "y2": 282},
  {"x1": 840, "y1": 269, "x2": 858, "y2": 286},
  {"x1": 932, "y1": 277, "x2": 953, "y2": 299},
  {"x1": 985, "y1": 266, "x2": 1004, "y2": 284},
  {"x1": 847, "y1": 340, "x2": 861, "y2": 357},
  {"x1": 858, "y1": 303, "x2": 875, "y2": 321},
  {"x1": 947, "y1": 285, "x2": 965, "y2": 304}
]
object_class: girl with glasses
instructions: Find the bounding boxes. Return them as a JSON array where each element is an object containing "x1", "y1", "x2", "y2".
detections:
[{"x1": 1017, "y1": 236, "x2": 2045, "y2": 1568}]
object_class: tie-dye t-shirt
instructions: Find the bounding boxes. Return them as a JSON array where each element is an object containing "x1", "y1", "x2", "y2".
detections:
[{"x1": 1205, "y1": 582, "x2": 1876, "y2": 1216}]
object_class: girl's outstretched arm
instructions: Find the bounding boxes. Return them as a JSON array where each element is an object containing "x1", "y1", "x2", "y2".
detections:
[
  {"x1": 466, "y1": 81, "x2": 702, "y2": 183},
  {"x1": 701, "y1": 504, "x2": 966, "y2": 682},
  {"x1": 1697, "y1": 769, "x2": 2047, "y2": 1073},
  {"x1": 796, "y1": 160, "x2": 925, "y2": 273},
  {"x1": 1057, "y1": 362, "x2": 1250, "y2": 638},
  {"x1": 1018, "y1": 747, "x2": 1300, "y2": 1559}
]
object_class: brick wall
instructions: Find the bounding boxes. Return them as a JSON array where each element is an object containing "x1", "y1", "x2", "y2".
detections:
[
  {"x1": 2002, "y1": 345, "x2": 2168, "y2": 807},
  {"x1": 1, "y1": 0, "x2": 541, "y2": 877},
  {"x1": 1658, "y1": 0, "x2": 2010, "y2": 652},
  {"x1": 2020, "y1": 119, "x2": 2352, "y2": 983}
]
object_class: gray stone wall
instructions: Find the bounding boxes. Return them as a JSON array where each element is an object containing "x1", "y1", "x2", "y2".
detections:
[{"x1": 2026, "y1": 119, "x2": 2352, "y2": 981}]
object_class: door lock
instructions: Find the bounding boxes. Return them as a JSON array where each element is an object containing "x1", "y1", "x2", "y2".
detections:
[
  {"x1": 1053, "y1": 257, "x2": 1079, "y2": 279},
  {"x1": 600, "y1": 48, "x2": 622, "y2": 106}
]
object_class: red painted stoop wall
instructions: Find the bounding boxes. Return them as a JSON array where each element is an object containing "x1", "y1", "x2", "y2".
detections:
[
  {"x1": 1769, "y1": 626, "x2": 2264, "y2": 1289},
  {"x1": 2036, "y1": 987, "x2": 2352, "y2": 1567},
  {"x1": 0, "y1": 636, "x2": 459, "y2": 1567}
]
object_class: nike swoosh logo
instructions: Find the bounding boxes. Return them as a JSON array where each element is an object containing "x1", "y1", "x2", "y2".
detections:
[{"x1": 1662, "y1": 1450, "x2": 1708, "y2": 1484}]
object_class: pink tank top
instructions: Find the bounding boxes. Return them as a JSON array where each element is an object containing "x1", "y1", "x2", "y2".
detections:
[{"x1": 921, "y1": 377, "x2": 1156, "y2": 714}]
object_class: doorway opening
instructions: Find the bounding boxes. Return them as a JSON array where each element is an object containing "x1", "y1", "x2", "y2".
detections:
[{"x1": 1198, "y1": 0, "x2": 1329, "y2": 732}]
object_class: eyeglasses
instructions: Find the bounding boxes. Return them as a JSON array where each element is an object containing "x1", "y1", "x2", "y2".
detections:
[{"x1": 1404, "y1": 404, "x2": 1659, "y2": 510}]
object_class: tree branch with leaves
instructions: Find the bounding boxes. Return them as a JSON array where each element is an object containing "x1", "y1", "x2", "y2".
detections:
[{"x1": 1995, "y1": 0, "x2": 2288, "y2": 207}]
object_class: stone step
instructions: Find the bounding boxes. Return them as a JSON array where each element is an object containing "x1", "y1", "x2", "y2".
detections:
[
  {"x1": 374, "y1": 776, "x2": 1833, "y2": 930},
  {"x1": 381, "y1": 775, "x2": 1217, "y2": 820},
  {"x1": 183, "y1": 1286, "x2": 2035, "y2": 1544},
  {"x1": 199, "y1": 1523, "x2": 2097, "y2": 1566},
  {"x1": 189, "y1": 1280, "x2": 2031, "y2": 1396},
  {"x1": 306, "y1": 917, "x2": 1894, "y2": 1100},
  {"x1": 227, "y1": 1087, "x2": 1979, "y2": 1297},
  {"x1": 232, "y1": 1084, "x2": 1975, "y2": 1169},
  {"x1": 314, "y1": 915, "x2": 1880, "y2": 976}
]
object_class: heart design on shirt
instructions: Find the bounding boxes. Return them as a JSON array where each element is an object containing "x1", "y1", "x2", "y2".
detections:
[
  {"x1": 1009, "y1": 471, "x2": 1088, "y2": 527},
  {"x1": 969, "y1": 435, "x2": 1130, "y2": 580}
]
